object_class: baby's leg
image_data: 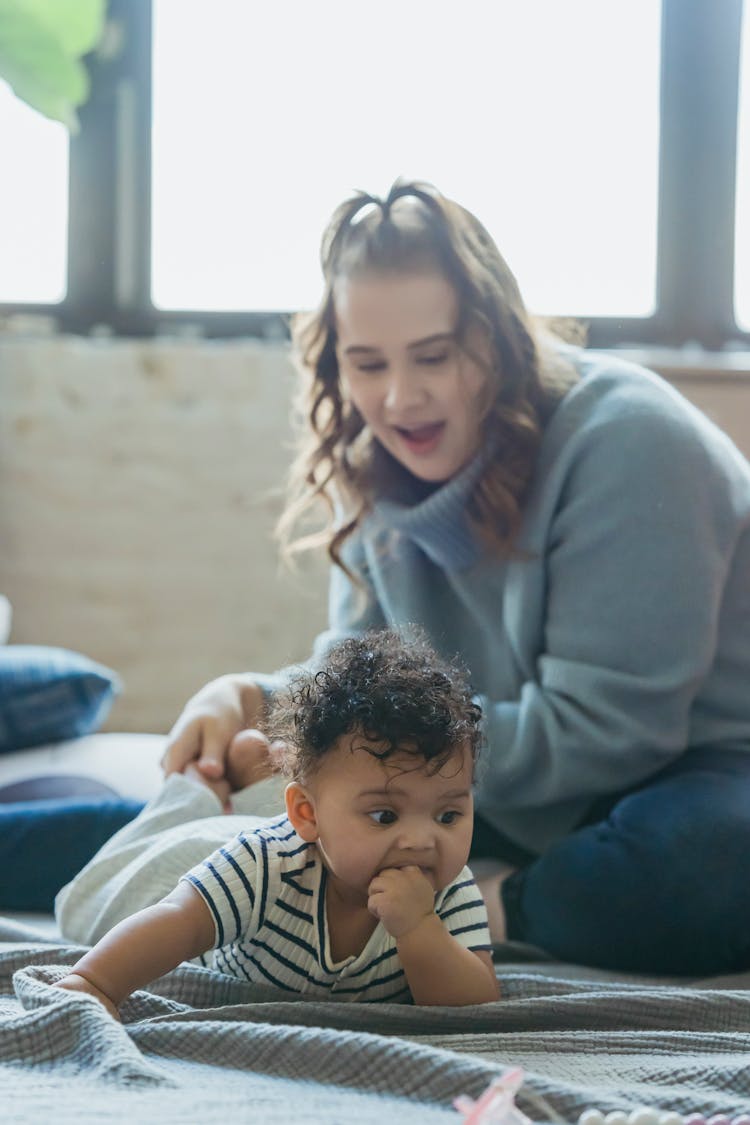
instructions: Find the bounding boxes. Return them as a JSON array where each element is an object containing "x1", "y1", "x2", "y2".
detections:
[
  {"x1": 55, "y1": 773, "x2": 250, "y2": 944},
  {"x1": 184, "y1": 762, "x2": 232, "y2": 810}
]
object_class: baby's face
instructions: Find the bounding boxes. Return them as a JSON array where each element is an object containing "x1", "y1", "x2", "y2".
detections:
[{"x1": 303, "y1": 736, "x2": 474, "y2": 907}]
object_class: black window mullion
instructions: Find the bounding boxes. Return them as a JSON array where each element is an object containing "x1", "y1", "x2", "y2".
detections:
[
  {"x1": 63, "y1": 15, "x2": 118, "y2": 328},
  {"x1": 111, "y1": 0, "x2": 152, "y2": 330},
  {"x1": 5, "y1": 0, "x2": 749, "y2": 348},
  {"x1": 657, "y1": 0, "x2": 744, "y2": 348},
  {"x1": 62, "y1": 0, "x2": 152, "y2": 334}
]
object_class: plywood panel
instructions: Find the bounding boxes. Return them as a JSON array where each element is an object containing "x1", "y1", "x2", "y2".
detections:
[
  {"x1": 0, "y1": 337, "x2": 327, "y2": 732},
  {"x1": 1, "y1": 337, "x2": 748, "y2": 732}
]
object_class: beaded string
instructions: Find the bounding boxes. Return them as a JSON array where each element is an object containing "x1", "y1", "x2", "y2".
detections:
[
  {"x1": 453, "y1": 1068, "x2": 749, "y2": 1125},
  {"x1": 578, "y1": 1109, "x2": 750, "y2": 1125}
]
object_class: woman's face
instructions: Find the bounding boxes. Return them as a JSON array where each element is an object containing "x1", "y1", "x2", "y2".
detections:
[{"x1": 334, "y1": 271, "x2": 490, "y2": 483}]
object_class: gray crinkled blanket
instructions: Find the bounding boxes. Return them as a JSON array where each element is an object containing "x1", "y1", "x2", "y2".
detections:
[{"x1": 3, "y1": 920, "x2": 750, "y2": 1124}]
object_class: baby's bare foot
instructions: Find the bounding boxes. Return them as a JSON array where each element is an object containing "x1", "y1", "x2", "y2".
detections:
[{"x1": 225, "y1": 728, "x2": 282, "y2": 791}]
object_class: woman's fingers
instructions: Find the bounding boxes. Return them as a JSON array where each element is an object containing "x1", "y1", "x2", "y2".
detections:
[
  {"x1": 196, "y1": 726, "x2": 234, "y2": 779},
  {"x1": 161, "y1": 714, "x2": 239, "y2": 779},
  {"x1": 160, "y1": 676, "x2": 258, "y2": 780},
  {"x1": 161, "y1": 715, "x2": 203, "y2": 777}
]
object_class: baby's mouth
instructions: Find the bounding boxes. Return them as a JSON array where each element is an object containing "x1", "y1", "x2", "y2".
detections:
[{"x1": 387, "y1": 863, "x2": 433, "y2": 878}]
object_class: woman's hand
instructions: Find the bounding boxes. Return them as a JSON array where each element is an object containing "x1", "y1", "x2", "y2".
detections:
[
  {"x1": 182, "y1": 733, "x2": 285, "y2": 810},
  {"x1": 56, "y1": 972, "x2": 121, "y2": 1021},
  {"x1": 161, "y1": 675, "x2": 266, "y2": 782}
]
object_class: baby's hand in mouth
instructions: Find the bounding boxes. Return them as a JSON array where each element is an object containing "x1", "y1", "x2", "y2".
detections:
[{"x1": 367, "y1": 865, "x2": 435, "y2": 938}]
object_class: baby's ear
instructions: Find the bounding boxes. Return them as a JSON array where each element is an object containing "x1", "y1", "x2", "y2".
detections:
[{"x1": 285, "y1": 782, "x2": 319, "y2": 842}]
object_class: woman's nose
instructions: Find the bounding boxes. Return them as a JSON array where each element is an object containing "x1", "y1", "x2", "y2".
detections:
[{"x1": 383, "y1": 367, "x2": 427, "y2": 412}]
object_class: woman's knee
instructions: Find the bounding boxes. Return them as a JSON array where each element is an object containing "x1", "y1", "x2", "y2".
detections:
[{"x1": 503, "y1": 801, "x2": 750, "y2": 974}]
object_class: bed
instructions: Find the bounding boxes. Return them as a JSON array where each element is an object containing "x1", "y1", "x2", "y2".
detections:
[{"x1": 2, "y1": 733, "x2": 750, "y2": 1124}]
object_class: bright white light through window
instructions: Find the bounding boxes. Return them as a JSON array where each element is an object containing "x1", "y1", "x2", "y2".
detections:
[
  {"x1": 735, "y1": 2, "x2": 750, "y2": 330},
  {"x1": 151, "y1": 0, "x2": 660, "y2": 317},
  {"x1": 0, "y1": 80, "x2": 68, "y2": 303}
]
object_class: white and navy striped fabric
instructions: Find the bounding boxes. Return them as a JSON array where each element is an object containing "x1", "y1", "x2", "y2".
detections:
[{"x1": 182, "y1": 814, "x2": 491, "y2": 1003}]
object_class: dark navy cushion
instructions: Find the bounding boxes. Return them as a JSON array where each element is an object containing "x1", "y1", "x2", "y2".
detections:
[
  {"x1": 0, "y1": 646, "x2": 120, "y2": 753},
  {"x1": 0, "y1": 795, "x2": 143, "y2": 910}
]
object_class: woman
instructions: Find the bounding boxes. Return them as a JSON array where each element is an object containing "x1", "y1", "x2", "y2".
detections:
[{"x1": 159, "y1": 180, "x2": 750, "y2": 975}]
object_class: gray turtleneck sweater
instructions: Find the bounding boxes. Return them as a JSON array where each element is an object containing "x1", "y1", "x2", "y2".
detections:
[{"x1": 254, "y1": 351, "x2": 750, "y2": 854}]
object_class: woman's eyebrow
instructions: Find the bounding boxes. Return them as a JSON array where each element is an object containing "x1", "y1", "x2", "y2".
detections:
[
  {"x1": 407, "y1": 332, "x2": 455, "y2": 350},
  {"x1": 342, "y1": 332, "x2": 455, "y2": 356}
]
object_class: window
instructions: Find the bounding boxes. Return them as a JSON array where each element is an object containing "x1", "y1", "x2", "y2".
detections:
[
  {"x1": 0, "y1": 79, "x2": 68, "y2": 303},
  {"x1": 151, "y1": 0, "x2": 659, "y2": 319},
  {"x1": 0, "y1": 0, "x2": 748, "y2": 349},
  {"x1": 735, "y1": 1, "x2": 750, "y2": 330}
]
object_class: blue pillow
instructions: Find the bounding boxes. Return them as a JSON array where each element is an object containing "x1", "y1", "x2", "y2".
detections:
[{"x1": 0, "y1": 645, "x2": 120, "y2": 753}]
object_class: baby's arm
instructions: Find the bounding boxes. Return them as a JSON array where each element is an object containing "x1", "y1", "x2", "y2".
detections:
[
  {"x1": 368, "y1": 867, "x2": 499, "y2": 1005},
  {"x1": 56, "y1": 881, "x2": 215, "y2": 1016}
]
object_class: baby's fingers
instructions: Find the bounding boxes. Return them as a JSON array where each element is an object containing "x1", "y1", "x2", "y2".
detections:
[{"x1": 367, "y1": 892, "x2": 385, "y2": 919}]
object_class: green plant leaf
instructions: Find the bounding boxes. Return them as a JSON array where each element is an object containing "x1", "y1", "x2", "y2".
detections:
[
  {"x1": 13, "y1": 0, "x2": 106, "y2": 55},
  {"x1": 0, "y1": 0, "x2": 107, "y2": 129}
]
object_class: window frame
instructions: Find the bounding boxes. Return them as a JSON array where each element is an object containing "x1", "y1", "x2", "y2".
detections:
[{"x1": 0, "y1": 0, "x2": 747, "y2": 347}]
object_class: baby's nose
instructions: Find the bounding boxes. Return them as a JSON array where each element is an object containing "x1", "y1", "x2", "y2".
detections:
[{"x1": 397, "y1": 822, "x2": 435, "y2": 851}]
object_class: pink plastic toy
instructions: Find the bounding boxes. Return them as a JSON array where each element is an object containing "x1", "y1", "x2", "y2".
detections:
[{"x1": 454, "y1": 1066, "x2": 534, "y2": 1125}]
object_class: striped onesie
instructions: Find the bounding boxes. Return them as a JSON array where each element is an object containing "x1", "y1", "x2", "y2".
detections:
[{"x1": 183, "y1": 813, "x2": 492, "y2": 1002}]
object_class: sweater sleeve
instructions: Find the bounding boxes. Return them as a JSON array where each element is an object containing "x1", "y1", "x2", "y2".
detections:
[{"x1": 475, "y1": 402, "x2": 745, "y2": 839}]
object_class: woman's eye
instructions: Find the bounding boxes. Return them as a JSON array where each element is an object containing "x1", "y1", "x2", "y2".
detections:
[
  {"x1": 417, "y1": 352, "x2": 449, "y2": 366},
  {"x1": 368, "y1": 809, "x2": 397, "y2": 825},
  {"x1": 356, "y1": 361, "x2": 386, "y2": 374},
  {"x1": 437, "y1": 810, "x2": 460, "y2": 825}
]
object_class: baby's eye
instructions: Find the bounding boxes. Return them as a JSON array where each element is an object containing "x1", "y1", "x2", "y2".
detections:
[
  {"x1": 368, "y1": 809, "x2": 397, "y2": 825},
  {"x1": 437, "y1": 810, "x2": 461, "y2": 825}
]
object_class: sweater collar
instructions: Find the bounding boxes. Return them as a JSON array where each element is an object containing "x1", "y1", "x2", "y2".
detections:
[{"x1": 368, "y1": 441, "x2": 492, "y2": 570}]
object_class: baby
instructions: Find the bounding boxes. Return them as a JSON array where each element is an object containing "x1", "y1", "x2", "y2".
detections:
[{"x1": 56, "y1": 630, "x2": 499, "y2": 1013}]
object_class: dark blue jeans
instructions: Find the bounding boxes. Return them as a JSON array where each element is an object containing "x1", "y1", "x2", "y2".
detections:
[
  {"x1": 471, "y1": 747, "x2": 750, "y2": 975},
  {"x1": 0, "y1": 797, "x2": 144, "y2": 912}
]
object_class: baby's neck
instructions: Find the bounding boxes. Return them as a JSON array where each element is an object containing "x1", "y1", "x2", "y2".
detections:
[{"x1": 325, "y1": 877, "x2": 378, "y2": 962}]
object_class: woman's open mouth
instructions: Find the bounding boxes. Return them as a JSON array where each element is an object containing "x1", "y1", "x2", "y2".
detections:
[{"x1": 393, "y1": 422, "x2": 445, "y2": 455}]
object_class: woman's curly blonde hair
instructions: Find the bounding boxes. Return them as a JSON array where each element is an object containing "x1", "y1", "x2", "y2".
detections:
[{"x1": 277, "y1": 179, "x2": 580, "y2": 579}]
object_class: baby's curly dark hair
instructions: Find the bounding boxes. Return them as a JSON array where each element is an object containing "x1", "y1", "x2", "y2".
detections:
[{"x1": 265, "y1": 628, "x2": 483, "y2": 782}]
